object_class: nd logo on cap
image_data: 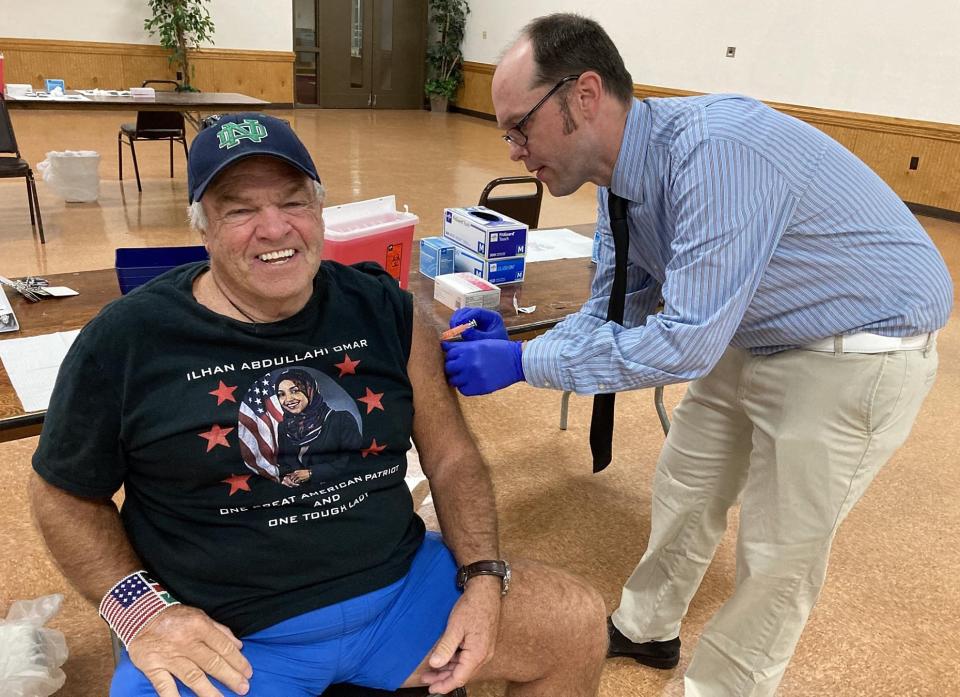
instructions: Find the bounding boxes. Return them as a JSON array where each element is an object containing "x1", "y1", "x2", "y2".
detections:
[{"x1": 217, "y1": 119, "x2": 269, "y2": 149}]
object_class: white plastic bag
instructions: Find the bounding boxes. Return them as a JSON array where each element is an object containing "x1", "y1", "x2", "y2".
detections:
[
  {"x1": 36, "y1": 150, "x2": 101, "y2": 202},
  {"x1": 0, "y1": 594, "x2": 68, "y2": 697}
]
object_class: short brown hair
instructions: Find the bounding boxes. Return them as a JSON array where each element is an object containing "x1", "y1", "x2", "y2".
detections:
[{"x1": 523, "y1": 14, "x2": 634, "y2": 105}]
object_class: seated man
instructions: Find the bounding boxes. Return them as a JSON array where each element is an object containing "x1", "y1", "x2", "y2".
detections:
[{"x1": 29, "y1": 113, "x2": 608, "y2": 697}]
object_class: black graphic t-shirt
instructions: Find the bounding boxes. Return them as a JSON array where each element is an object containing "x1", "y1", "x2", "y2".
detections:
[{"x1": 33, "y1": 261, "x2": 425, "y2": 636}]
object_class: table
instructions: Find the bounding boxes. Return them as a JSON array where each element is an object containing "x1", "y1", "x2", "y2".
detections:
[
  {"x1": 4, "y1": 90, "x2": 271, "y2": 129},
  {"x1": 0, "y1": 224, "x2": 598, "y2": 442}
]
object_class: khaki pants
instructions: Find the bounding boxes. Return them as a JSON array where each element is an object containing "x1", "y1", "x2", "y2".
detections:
[{"x1": 613, "y1": 343, "x2": 939, "y2": 696}]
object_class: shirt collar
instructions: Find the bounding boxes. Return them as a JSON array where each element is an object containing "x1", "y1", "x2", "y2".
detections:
[{"x1": 609, "y1": 98, "x2": 651, "y2": 206}]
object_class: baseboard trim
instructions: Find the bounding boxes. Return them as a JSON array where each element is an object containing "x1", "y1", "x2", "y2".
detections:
[
  {"x1": 450, "y1": 105, "x2": 496, "y2": 122},
  {"x1": 906, "y1": 202, "x2": 960, "y2": 221}
]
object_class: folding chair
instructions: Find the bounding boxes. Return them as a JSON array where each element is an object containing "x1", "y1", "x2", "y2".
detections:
[
  {"x1": 118, "y1": 81, "x2": 189, "y2": 192},
  {"x1": 0, "y1": 95, "x2": 44, "y2": 243},
  {"x1": 478, "y1": 176, "x2": 543, "y2": 228}
]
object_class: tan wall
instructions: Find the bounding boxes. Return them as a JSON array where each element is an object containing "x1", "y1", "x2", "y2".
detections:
[
  {"x1": 458, "y1": 62, "x2": 960, "y2": 213},
  {"x1": 1, "y1": 38, "x2": 294, "y2": 104}
]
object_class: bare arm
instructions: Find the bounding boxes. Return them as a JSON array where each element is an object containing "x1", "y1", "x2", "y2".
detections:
[
  {"x1": 28, "y1": 472, "x2": 252, "y2": 697},
  {"x1": 407, "y1": 307, "x2": 503, "y2": 692},
  {"x1": 28, "y1": 472, "x2": 142, "y2": 603},
  {"x1": 408, "y1": 307, "x2": 499, "y2": 566}
]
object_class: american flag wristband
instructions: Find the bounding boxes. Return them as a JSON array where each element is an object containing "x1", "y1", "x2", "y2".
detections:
[{"x1": 98, "y1": 570, "x2": 180, "y2": 648}]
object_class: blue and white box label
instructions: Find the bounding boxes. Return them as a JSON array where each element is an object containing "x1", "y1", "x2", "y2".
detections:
[
  {"x1": 419, "y1": 236, "x2": 456, "y2": 278},
  {"x1": 453, "y1": 247, "x2": 525, "y2": 285},
  {"x1": 443, "y1": 206, "x2": 527, "y2": 259}
]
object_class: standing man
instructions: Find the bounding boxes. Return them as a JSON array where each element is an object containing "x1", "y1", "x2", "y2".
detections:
[{"x1": 443, "y1": 13, "x2": 952, "y2": 697}]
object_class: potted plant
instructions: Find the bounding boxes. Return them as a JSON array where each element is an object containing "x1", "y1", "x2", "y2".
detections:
[
  {"x1": 144, "y1": 0, "x2": 216, "y2": 92},
  {"x1": 425, "y1": 0, "x2": 470, "y2": 112}
]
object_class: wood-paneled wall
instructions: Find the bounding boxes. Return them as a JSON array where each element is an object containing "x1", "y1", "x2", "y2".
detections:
[
  {"x1": 0, "y1": 38, "x2": 294, "y2": 104},
  {"x1": 457, "y1": 61, "x2": 960, "y2": 213}
]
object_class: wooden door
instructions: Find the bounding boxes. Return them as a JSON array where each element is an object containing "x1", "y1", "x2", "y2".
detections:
[
  {"x1": 369, "y1": 0, "x2": 427, "y2": 109},
  {"x1": 296, "y1": 0, "x2": 426, "y2": 109}
]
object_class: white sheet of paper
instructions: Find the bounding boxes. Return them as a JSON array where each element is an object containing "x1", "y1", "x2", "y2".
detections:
[
  {"x1": 0, "y1": 330, "x2": 81, "y2": 412},
  {"x1": 40, "y1": 286, "x2": 80, "y2": 297},
  {"x1": 17, "y1": 92, "x2": 89, "y2": 101},
  {"x1": 525, "y1": 227, "x2": 595, "y2": 262}
]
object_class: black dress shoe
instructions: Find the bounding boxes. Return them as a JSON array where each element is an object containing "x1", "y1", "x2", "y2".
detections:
[{"x1": 606, "y1": 617, "x2": 680, "y2": 669}]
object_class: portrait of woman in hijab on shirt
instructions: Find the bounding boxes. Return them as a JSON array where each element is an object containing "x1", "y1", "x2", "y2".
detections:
[{"x1": 274, "y1": 368, "x2": 362, "y2": 487}]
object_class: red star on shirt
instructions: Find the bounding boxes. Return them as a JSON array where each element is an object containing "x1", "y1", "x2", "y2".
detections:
[
  {"x1": 361, "y1": 438, "x2": 387, "y2": 458},
  {"x1": 335, "y1": 354, "x2": 361, "y2": 377},
  {"x1": 357, "y1": 387, "x2": 385, "y2": 414},
  {"x1": 208, "y1": 380, "x2": 238, "y2": 405},
  {"x1": 222, "y1": 473, "x2": 252, "y2": 495},
  {"x1": 199, "y1": 424, "x2": 234, "y2": 452}
]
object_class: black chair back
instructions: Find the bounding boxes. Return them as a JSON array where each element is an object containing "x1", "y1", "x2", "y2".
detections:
[
  {"x1": 478, "y1": 176, "x2": 544, "y2": 228},
  {"x1": 0, "y1": 96, "x2": 21, "y2": 156},
  {"x1": 142, "y1": 79, "x2": 181, "y2": 91},
  {"x1": 135, "y1": 110, "x2": 186, "y2": 133},
  {"x1": 133, "y1": 79, "x2": 186, "y2": 134}
]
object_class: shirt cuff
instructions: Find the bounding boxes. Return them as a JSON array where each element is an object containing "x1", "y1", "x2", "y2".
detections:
[{"x1": 520, "y1": 335, "x2": 567, "y2": 390}]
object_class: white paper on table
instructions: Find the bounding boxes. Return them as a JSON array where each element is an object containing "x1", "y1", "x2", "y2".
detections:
[
  {"x1": 40, "y1": 286, "x2": 80, "y2": 297},
  {"x1": 0, "y1": 330, "x2": 81, "y2": 412},
  {"x1": 17, "y1": 92, "x2": 89, "y2": 101},
  {"x1": 525, "y1": 227, "x2": 595, "y2": 262},
  {"x1": 78, "y1": 89, "x2": 131, "y2": 97}
]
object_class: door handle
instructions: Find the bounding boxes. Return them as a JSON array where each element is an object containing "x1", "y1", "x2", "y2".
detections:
[
  {"x1": 367, "y1": 93, "x2": 372, "y2": 107},
  {"x1": 372, "y1": 93, "x2": 377, "y2": 107}
]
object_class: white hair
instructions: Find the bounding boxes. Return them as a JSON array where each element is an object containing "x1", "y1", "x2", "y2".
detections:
[{"x1": 188, "y1": 179, "x2": 326, "y2": 232}]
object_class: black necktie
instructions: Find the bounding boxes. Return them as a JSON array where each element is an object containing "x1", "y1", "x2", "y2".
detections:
[{"x1": 589, "y1": 191, "x2": 629, "y2": 473}]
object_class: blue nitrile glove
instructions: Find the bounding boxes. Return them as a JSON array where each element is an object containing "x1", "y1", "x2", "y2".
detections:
[
  {"x1": 442, "y1": 339, "x2": 525, "y2": 396},
  {"x1": 449, "y1": 307, "x2": 508, "y2": 342}
]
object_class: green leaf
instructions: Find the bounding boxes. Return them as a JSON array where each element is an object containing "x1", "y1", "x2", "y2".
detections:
[
  {"x1": 144, "y1": 0, "x2": 216, "y2": 88},
  {"x1": 425, "y1": 0, "x2": 469, "y2": 99}
]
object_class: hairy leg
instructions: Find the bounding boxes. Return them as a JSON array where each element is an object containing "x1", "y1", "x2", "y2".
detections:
[{"x1": 402, "y1": 558, "x2": 608, "y2": 696}]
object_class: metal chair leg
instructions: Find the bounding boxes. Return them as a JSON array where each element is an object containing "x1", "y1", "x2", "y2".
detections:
[
  {"x1": 117, "y1": 131, "x2": 123, "y2": 181},
  {"x1": 559, "y1": 390, "x2": 572, "y2": 430},
  {"x1": 130, "y1": 138, "x2": 142, "y2": 192},
  {"x1": 181, "y1": 137, "x2": 189, "y2": 162},
  {"x1": 26, "y1": 177, "x2": 35, "y2": 225},
  {"x1": 654, "y1": 385, "x2": 669, "y2": 436},
  {"x1": 110, "y1": 629, "x2": 123, "y2": 666},
  {"x1": 29, "y1": 176, "x2": 45, "y2": 244},
  {"x1": 169, "y1": 138, "x2": 174, "y2": 178}
]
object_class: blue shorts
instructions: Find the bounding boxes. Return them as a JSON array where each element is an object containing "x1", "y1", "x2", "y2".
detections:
[{"x1": 111, "y1": 532, "x2": 461, "y2": 696}]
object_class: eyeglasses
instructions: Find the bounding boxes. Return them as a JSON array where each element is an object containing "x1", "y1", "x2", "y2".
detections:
[{"x1": 502, "y1": 74, "x2": 582, "y2": 147}]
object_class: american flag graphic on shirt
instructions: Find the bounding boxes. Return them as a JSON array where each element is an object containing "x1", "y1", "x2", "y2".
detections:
[
  {"x1": 100, "y1": 572, "x2": 177, "y2": 645},
  {"x1": 238, "y1": 375, "x2": 284, "y2": 482}
]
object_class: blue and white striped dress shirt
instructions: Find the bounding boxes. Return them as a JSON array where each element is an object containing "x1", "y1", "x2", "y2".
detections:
[{"x1": 523, "y1": 95, "x2": 953, "y2": 394}]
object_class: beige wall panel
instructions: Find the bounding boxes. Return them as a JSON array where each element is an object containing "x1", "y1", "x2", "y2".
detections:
[
  {"x1": 460, "y1": 63, "x2": 960, "y2": 212},
  {"x1": 457, "y1": 62, "x2": 494, "y2": 114},
  {"x1": 119, "y1": 55, "x2": 179, "y2": 89},
  {"x1": 199, "y1": 58, "x2": 292, "y2": 103},
  {"x1": 0, "y1": 38, "x2": 294, "y2": 103}
]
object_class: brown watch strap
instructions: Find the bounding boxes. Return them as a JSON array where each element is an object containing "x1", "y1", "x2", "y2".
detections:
[{"x1": 456, "y1": 560, "x2": 511, "y2": 596}]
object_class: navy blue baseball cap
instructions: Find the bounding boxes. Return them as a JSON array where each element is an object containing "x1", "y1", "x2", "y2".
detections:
[{"x1": 187, "y1": 113, "x2": 321, "y2": 203}]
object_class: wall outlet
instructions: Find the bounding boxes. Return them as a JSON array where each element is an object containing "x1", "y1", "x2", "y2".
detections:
[
  {"x1": 725, "y1": 46, "x2": 736, "y2": 58},
  {"x1": 909, "y1": 156, "x2": 919, "y2": 170},
  {"x1": 482, "y1": 30, "x2": 487, "y2": 40},
  {"x1": 176, "y1": 71, "x2": 183, "y2": 81}
]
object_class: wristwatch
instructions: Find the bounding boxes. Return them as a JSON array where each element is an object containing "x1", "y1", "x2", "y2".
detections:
[{"x1": 456, "y1": 560, "x2": 511, "y2": 597}]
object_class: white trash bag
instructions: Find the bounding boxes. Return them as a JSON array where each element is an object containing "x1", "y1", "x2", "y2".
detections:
[
  {"x1": 0, "y1": 594, "x2": 68, "y2": 697},
  {"x1": 36, "y1": 150, "x2": 101, "y2": 203}
]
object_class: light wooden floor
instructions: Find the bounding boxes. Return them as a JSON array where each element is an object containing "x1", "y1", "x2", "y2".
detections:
[{"x1": 1, "y1": 109, "x2": 958, "y2": 697}]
